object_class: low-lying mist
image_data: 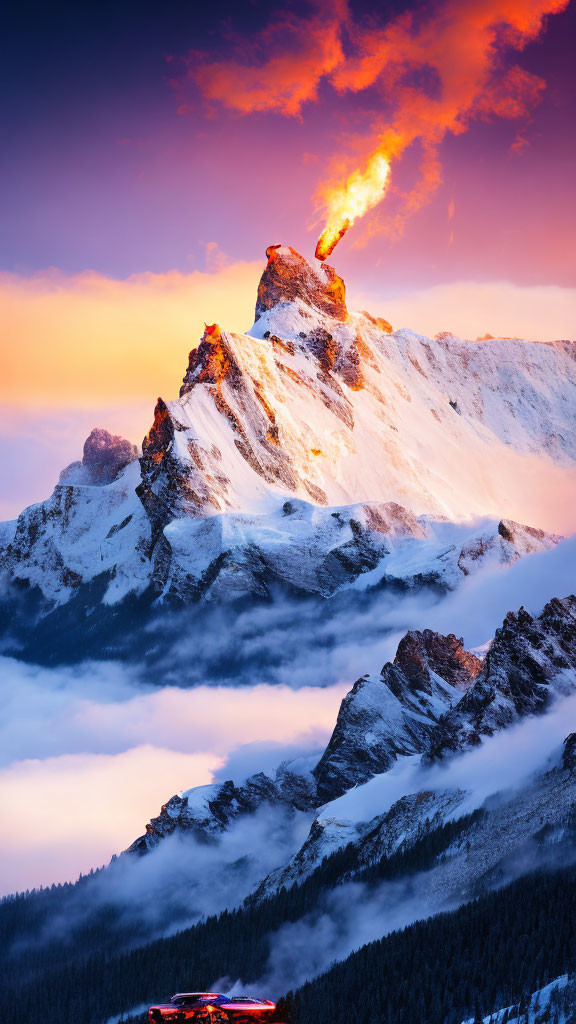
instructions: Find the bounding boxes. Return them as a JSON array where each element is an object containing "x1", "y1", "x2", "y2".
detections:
[
  {"x1": 7, "y1": 683, "x2": 576, "y2": 994},
  {"x1": 120, "y1": 532, "x2": 576, "y2": 688},
  {"x1": 2, "y1": 533, "x2": 574, "y2": 894},
  {"x1": 6, "y1": 533, "x2": 576, "y2": 688},
  {"x1": 16, "y1": 804, "x2": 313, "y2": 958},
  {"x1": 216, "y1": 692, "x2": 576, "y2": 998},
  {"x1": 0, "y1": 663, "x2": 341, "y2": 893},
  {"x1": 218, "y1": 830, "x2": 576, "y2": 1001}
]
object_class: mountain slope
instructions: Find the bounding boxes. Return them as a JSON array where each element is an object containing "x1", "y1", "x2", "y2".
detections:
[
  {"x1": 312, "y1": 628, "x2": 482, "y2": 803},
  {"x1": 4, "y1": 802, "x2": 576, "y2": 1024},
  {"x1": 427, "y1": 595, "x2": 576, "y2": 760},
  {"x1": 284, "y1": 866, "x2": 576, "y2": 1024}
]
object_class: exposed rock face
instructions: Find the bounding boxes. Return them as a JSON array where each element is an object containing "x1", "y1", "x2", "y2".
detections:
[
  {"x1": 179, "y1": 324, "x2": 242, "y2": 397},
  {"x1": 359, "y1": 309, "x2": 393, "y2": 334},
  {"x1": 311, "y1": 633, "x2": 477, "y2": 804},
  {"x1": 313, "y1": 595, "x2": 576, "y2": 802},
  {"x1": 128, "y1": 777, "x2": 282, "y2": 853},
  {"x1": 127, "y1": 764, "x2": 317, "y2": 855},
  {"x1": 394, "y1": 629, "x2": 482, "y2": 692},
  {"x1": 255, "y1": 244, "x2": 348, "y2": 322},
  {"x1": 458, "y1": 519, "x2": 561, "y2": 575},
  {"x1": 562, "y1": 733, "x2": 576, "y2": 773},
  {"x1": 311, "y1": 632, "x2": 483, "y2": 804}
]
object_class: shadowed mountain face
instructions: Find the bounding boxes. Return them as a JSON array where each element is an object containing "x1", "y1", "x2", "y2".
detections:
[{"x1": 0, "y1": 245, "x2": 570, "y2": 638}]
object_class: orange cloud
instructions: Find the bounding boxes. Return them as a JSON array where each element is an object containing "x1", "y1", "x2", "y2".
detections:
[
  {"x1": 318, "y1": 0, "x2": 568, "y2": 248},
  {"x1": 187, "y1": 0, "x2": 570, "y2": 249},
  {"x1": 187, "y1": 0, "x2": 348, "y2": 117}
]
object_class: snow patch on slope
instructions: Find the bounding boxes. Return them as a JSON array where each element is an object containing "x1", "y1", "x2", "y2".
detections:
[{"x1": 462, "y1": 974, "x2": 576, "y2": 1024}]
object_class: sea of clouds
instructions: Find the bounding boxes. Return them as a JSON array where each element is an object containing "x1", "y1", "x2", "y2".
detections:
[{"x1": 1, "y1": 533, "x2": 575, "y2": 895}]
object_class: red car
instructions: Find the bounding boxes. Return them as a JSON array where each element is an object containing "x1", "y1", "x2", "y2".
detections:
[{"x1": 148, "y1": 992, "x2": 277, "y2": 1024}]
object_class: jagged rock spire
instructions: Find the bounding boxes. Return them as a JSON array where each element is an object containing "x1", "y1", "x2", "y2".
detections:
[{"x1": 180, "y1": 323, "x2": 240, "y2": 398}]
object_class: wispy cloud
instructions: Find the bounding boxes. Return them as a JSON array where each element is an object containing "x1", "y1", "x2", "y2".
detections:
[
  {"x1": 0, "y1": 660, "x2": 343, "y2": 893},
  {"x1": 351, "y1": 279, "x2": 576, "y2": 342}
]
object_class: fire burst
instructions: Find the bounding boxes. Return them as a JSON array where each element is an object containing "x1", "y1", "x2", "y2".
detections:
[{"x1": 315, "y1": 152, "x2": 391, "y2": 261}]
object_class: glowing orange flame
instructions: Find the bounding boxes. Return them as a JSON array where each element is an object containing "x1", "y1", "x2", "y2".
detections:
[{"x1": 315, "y1": 152, "x2": 391, "y2": 260}]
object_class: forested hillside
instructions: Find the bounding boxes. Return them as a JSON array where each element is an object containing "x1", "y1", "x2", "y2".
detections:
[{"x1": 2, "y1": 828, "x2": 576, "y2": 1024}]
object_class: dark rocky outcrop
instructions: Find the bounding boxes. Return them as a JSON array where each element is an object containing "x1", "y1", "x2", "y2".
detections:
[
  {"x1": 563, "y1": 733, "x2": 576, "y2": 773},
  {"x1": 179, "y1": 323, "x2": 242, "y2": 398},
  {"x1": 127, "y1": 765, "x2": 317, "y2": 855},
  {"x1": 82, "y1": 428, "x2": 138, "y2": 484},
  {"x1": 394, "y1": 629, "x2": 482, "y2": 692},
  {"x1": 312, "y1": 627, "x2": 478, "y2": 804},
  {"x1": 426, "y1": 596, "x2": 576, "y2": 761}
]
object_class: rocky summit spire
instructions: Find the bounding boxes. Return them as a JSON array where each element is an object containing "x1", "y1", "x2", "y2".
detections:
[
  {"x1": 254, "y1": 244, "x2": 348, "y2": 323},
  {"x1": 179, "y1": 323, "x2": 240, "y2": 398}
]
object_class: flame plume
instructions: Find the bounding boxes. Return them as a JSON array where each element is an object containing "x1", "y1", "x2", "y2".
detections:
[
  {"x1": 315, "y1": 153, "x2": 391, "y2": 261},
  {"x1": 190, "y1": 0, "x2": 570, "y2": 262}
]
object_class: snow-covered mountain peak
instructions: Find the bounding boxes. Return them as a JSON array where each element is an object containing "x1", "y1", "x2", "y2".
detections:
[
  {"x1": 1, "y1": 244, "x2": 575, "y2": 621},
  {"x1": 249, "y1": 244, "x2": 392, "y2": 387},
  {"x1": 127, "y1": 594, "x2": 576, "y2": 900},
  {"x1": 135, "y1": 245, "x2": 576, "y2": 535}
]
